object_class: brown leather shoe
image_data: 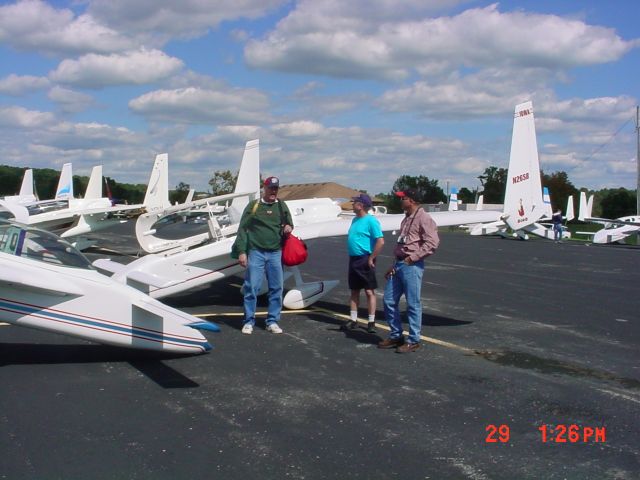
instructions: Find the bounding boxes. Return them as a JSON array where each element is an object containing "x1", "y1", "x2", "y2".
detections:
[
  {"x1": 396, "y1": 342, "x2": 420, "y2": 353},
  {"x1": 378, "y1": 337, "x2": 404, "y2": 349}
]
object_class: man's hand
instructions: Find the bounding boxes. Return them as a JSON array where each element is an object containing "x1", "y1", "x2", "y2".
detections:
[
  {"x1": 283, "y1": 224, "x2": 293, "y2": 235},
  {"x1": 239, "y1": 253, "x2": 248, "y2": 268},
  {"x1": 368, "y1": 256, "x2": 376, "y2": 269},
  {"x1": 385, "y1": 266, "x2": 395, "y2": 279}
]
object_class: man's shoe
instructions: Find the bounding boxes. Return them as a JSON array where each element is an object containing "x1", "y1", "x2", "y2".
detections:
[
  {"x1": 342, "y1": 321, "x2": 358, "y2": 330},
  {"x1": 378, "y1": 337, "x2": 403, "y2": 349},
  {"x1": 266, "y1": 323, "x2": 283, "y2": 334},
  {"x1": 241, "y1": 324, "x2": 253, "y2": 335},
  {"x1": 396, "y1": 342, "x2": 421, "y2": 353},
  {"x1": 367, "y1": 322, "x2": 377, "y2": 333}
]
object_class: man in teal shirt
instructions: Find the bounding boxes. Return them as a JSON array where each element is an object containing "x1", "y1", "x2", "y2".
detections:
[{"x1": 345, "y1": 193, "x2": 384, "y2": 333}]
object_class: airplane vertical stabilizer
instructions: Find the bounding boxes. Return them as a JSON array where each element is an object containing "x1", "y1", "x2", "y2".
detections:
[
  {"x1": 19, "y1": 169, "x2": 34, "y2": 198},
  {"x1": 503, "y1": 101, "x2": 544, "y2": 230},
  {"x1": 448, "y1": 187, "x2": 458, "y2": 211},
  {"x1": 578, "y1": 191, "x2": 593, "y2": 221},
  {"x1": 476, "y1": 195, "x2": 484, "y2": 210},
  {"x1": 228, "y1": 139, "x2": 260, "y2": 224},
  {"x1": 542, "y1": 187, "x2": 552, "y2": 218},
  {"x1": 143, "y1": 154, "x2": 170, "y2": 213},
  {"x1": 84, "y1": 165, "x2": 103, "y2": 199},
  {"x1": 55, "y1": 163, "x2": 73, "y2": 200},
  {"x1": 565, "y1": 195, "x2": 575, "y2": 222}
]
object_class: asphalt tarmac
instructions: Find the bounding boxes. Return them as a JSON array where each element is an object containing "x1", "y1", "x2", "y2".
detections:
[{"x1": 1, "y1": 227, "x2": 638, "y2": 480}]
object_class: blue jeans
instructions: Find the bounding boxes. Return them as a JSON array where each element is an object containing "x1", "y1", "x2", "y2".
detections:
[
  {"x1": 383, "y1": 260, "x2": 424, "y2": 344},
  {"x1": 553, "y1": 224, "x2": 562, "y2": 241},
  {"x1": 243, "y1": 249, "x2": 284, "y2": 326}
]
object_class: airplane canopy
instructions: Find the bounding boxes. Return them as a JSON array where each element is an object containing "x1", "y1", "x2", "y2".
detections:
[{"x1": 0, "y1": 220, "x2": 93, "y2": 270}]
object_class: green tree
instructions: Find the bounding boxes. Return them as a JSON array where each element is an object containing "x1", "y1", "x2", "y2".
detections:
[
  {"x1": 387, "y1": 175, "x2": 446, "y2": 212},
  {"x1": 169, "y1": 181, "x2": 191, "y2": 204},
  {"x1": 208, "y1": 170, "x2": 237, "y2": 196},
  {"x1": 478, "y1": 166, "x2": 507, "y2": 204},
  {"x1": 598, "y1": 188, "x2": 636, "y2": 219},
  {"x1": 541, "y1": 171, "x2": 579, "y2": 215},
  {"x1": 458, "y1": 187, "x2": 477, "y2": 205}
]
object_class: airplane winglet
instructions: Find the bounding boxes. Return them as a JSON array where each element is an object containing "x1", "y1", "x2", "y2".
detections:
[{"x1": 188, "y1": 321, "x2": 221, "y2": 333}]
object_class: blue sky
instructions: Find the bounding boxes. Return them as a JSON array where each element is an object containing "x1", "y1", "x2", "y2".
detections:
[{"x1": 0, "y1": 0, "x2": 638, "y2": 195}]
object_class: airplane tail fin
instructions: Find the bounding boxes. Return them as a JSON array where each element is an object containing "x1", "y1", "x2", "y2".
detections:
[
  {"x1": 228, "y1": 139, "x2": 260, "y2": 224},
  {"x1": 84, "y1": 166, "x2": 103, "y2": 199},
  {"x1": 565, "y1": 195, "x2": 575, "y2": 222},
  {"x1": 503, "y1": 101, "x2": 545, "y2": 230},
  {"x1": 143, "y1": 154, "x2": 170, "y2": 213},
  {"x1": 542, "y1": 186, "x2": 552, "y2": 218},
  {"x1": 448, "y1": 187, "x2": 458, "y2": 211},
  {"x1": 476, "y1": 195, "x2": 484, "y2": 210},
  {"x1": 19, "y1": 169, "x2": 34, "y2": 197},
  {"x1": 55, "y1": 163, "x2": 73, "y2": 200},
  {"x1": 578, "y1": 191, "x2": 593, "y2": 221}
]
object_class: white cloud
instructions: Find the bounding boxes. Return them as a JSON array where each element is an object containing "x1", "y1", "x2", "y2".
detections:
[
  {"x1": 48, "y1": 86, "x2": 95, "y2": 113},
  {"x1": 88, "y1": 0, "x2": 288, "y2": 39},
  {"x1": 49, "y1": 48, "x2": 184, "y2": 88},
  {"x1": 129, "y1": 85, "x2": 270, "y2": 125},
  {"x1": 246, "y1": 3, "x2": 639, "y2": 80},
  {"x1": 0, "y1": 106, "x2": 56, "y2": 128},
  {"x1": 0, "y1": 74, "x2": 50, "y2": 96},
  {"x1": 0, "y1": 0, "x2": 134, "y2": 55}
]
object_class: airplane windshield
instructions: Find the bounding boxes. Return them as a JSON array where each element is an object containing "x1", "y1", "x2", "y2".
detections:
[{"x1": 0, "y1": 222, "x2": 93, "y2": 269}]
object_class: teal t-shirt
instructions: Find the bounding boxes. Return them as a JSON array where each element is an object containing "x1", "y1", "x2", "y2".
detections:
[{"x1": 347, "y1": 214, "x2": 383, "y2": 256}]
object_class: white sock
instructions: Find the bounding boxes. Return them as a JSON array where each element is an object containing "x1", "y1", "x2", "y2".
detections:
[
  {"x1": 368, "y1": 314, "x2": 375, "y2": 323},
  {"x1": 350, "y1": 310, "x2": 358, "y2": 321}
]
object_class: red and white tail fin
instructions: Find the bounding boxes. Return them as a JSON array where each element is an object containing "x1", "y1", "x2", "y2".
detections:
[{"x1": 503, "y1": 101, "x2": 544, "y2": 230}]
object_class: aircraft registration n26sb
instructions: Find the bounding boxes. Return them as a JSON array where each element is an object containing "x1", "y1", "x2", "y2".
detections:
[{"x1": 0, "y1": 220, "x2": 218, "y2": 354}]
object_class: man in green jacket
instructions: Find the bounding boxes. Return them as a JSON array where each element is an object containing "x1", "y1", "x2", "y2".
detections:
[{"x1": 232, "y1": 176, "x2": 293, "y2": 335}]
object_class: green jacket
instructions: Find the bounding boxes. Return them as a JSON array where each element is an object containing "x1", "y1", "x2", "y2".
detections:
[{"x1": 231, "y1": 199, "x2": 293, "y2": 257}]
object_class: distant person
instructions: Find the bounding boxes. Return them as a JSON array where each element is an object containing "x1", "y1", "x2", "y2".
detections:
[
  {"x1": 232, "y1": 176, "x2": 293, "y2": 335},
  {"x1": 344, "y1": 193, "x2": 384, "y2": 333},
  {"x1": 379, "y1": 189, "x2": 439, "y2": 353},
  {"x1": 552, "y1": 208, "x2": 563, "y2": 242}
]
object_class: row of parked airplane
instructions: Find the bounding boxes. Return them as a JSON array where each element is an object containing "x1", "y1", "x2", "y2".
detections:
[{"x1": 1, "y1": 101, "x2": 636, "y2": 356}]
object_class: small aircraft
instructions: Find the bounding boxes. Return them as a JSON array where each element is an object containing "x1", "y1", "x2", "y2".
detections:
[
  {"x1": 578, "y1": 191, "x2": 640, "y2": 244},
  {"x1": 468, "y1": 101, "x2": 573, "y2": 241},
  {"x1": 94, "y1": 139, "x2": 501, "y2": 308},
  {"x1": 1, "y1": 163, "x2": 73, "y2": 213},
  {"x1": 0, "y1": 220, "x2": 218, "y2": 354},
  {"x1": 0, "y1": 158, "x2": 166, "y2": 248},
  {"x1": 1, "y1": 168, "x2": 37, "y2": 205}
]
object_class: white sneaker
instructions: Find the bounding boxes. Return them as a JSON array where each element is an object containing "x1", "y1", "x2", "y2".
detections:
[
  {"x1": 266, "y1": 323, "x2": 283, "y2": 334},
  {"x1": 242, "y1": 324, "x2": 253, "y2": 335}
]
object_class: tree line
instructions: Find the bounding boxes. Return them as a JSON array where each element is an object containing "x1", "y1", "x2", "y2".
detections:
[{"x1": 1, "y1": 164, "x2": 636, "y2": 220}]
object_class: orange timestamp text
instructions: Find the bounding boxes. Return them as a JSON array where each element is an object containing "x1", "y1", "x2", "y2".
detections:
[{"x1": 485, "y1": 424, "x2": 606, "y2": 443}]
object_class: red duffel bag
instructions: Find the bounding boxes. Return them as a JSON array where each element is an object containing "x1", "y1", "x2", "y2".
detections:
[{"x1": 282, "y1": 233, "x2": 308, "y2": 266}]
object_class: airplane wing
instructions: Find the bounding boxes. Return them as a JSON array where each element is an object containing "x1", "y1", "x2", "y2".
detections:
[
  {"x1": 0, "y1": 264, "x2": 84, "y2": 297},
  {"x1": 292, "y1": 209, "x2": 502, "y2": 241},
  {"x1": 585, "y1": 217, "x2": 640, "y2": 228}
]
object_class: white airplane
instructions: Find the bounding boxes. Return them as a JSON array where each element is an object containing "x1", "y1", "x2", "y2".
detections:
[
  {"x1": 578, "y1": 191, "x2": 639, "y2": 244},
  {"x1": 1, "y1": 163, "x2": 73, "y2": 213},
  {"x1": 1, "y1": 168, "x2": 36, "y2": 205},
  {"x1": 469, "y1": 101, "x2": 573, "y2": 241},
  {"x1": 0, "y1": 158, "x2": 166, "y2": 246},
  {"x1": 94, "y1": 139, "x2": 501, "y2": 309},
  {"x1": 0, "y1": 219, "x2": 218, "y2": 354}
]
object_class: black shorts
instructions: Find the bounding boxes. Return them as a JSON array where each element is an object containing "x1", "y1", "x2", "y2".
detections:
[{"x1": 348, "y1": 255, "x2": 378, "y2": 290}]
